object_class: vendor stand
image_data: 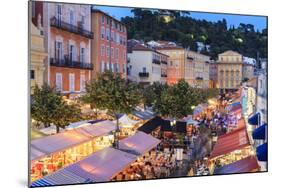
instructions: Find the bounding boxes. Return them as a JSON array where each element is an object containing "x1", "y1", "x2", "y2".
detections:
[
  {"x1": 31, "y1": 147, "x2": 137, "y2": 187},
  {"x1": 30, "y1": 120, "x2": 116, "y2": 182},
  {"x1": 208, "y1": 127, "x2": 254, "y2": 174}
]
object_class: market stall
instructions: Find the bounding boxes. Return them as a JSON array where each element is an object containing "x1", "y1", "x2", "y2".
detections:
[
  {"x1": 114, "y1": 114, "x2": 140, "y2": 137},
  {"x1": 119, "y1": 131, "x2": 161, "y2": 155},
  {"x1": 213, "y1": 156, "x2": 260, "y2": 175},
  {"x1": 31, "y1": 147, "x2": 137, "y2": 187},
  {"x1": 209, "y1": 127, "x2": 254, "y2": 174},
  {"x1": 30, "y1": 120, "x2": 116, "y2": 182}
]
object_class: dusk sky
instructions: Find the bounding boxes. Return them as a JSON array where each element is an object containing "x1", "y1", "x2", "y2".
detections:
[{"x1": 94, "y1": 5, "x2": 267, "y2": 31}]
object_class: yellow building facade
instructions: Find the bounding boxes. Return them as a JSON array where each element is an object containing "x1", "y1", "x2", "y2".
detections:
[
  {"x1": 217, "y1": 50, "x2": 243, "y2": 90},
  {"x1": 30, "y1": 23, "x2": 47, "y2": 93}
]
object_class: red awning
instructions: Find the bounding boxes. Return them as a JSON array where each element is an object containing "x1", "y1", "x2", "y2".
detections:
[
  {"x1": 236, "y1": 118, "x2": 246, "y2": 129},
  {"x1": 210, "y1": 127, "x2": 250, "y2": 158},
  {"x1": 214, "y1": 156, "x2": 260, "y2": 174}
]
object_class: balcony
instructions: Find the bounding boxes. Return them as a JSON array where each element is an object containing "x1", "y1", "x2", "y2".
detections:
[
  {"x1": 152, "y1": 59, "x2": 161, "y2": 65},
  {"x1": 50, "y1": 57, "x2": 93, "y2": 70},
  {"x1": 161, "y1": 73, "x2": 167, "y2": 77},
  {"x1": 50, "y1": 17, "x2": 93, "y2": 39},
  {"x1": 161, "y1": 60, "x2": 168, "y2": 65},
  {"x1": 139, "y1": 72, "x2": 149, "y2": 77},
  {"x1": 195, "y1": 77, "x2": 203, "y2": 80}
]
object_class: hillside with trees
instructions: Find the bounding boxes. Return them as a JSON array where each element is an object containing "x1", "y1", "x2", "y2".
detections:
[{"x1": 121, "y1": 8, "x2": 267, "y2": 59}]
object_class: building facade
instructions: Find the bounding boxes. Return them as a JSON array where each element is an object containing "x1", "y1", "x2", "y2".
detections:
[
  {"x1": 217, "y1": 50, "x2": 243, "y2": 91},
  {"x1": 91, "y1": 9, "x2": 127, "y2": 79},
  {"x1": 186, "y1": 50, "x2": 210, "y2": 89},
  {"x1": 209, "y1": 61, "x2": 218, "y2": 88},
  {"x1": 42, "y1": 2, "x2": 93, "y2": 97},
  {"x1": 242, "y1": 57, "x2": 256, "y2": 81},
  {"x1": 127, "y1": 44, "x2": 169, "y2": 85},
  {"x1": 156, "y1": 46, "x2": 185, "y2": 85},
  {"x1": 30, "y1": 22, "x2": 47, "y2": 93}
]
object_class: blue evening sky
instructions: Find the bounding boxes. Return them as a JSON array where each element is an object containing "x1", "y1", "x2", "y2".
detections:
[{"x1": 94, "y1": 5, "x2": 267, "y2": 31}]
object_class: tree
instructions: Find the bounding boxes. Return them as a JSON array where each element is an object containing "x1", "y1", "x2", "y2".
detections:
[
  {"x1": 142, "y1": 82, "x2": 168, "y2": 110},
  {"x1": 85, "y1": 71, "x2": 142, "y2": 148},
  {"x1": 52, "y1": 102, "x2": 81, "y2": 133},
  {"x1": 31, "y1": 83, "x2": 82, "y2": 133},
  {"x1": 156, "y1": 80, "x2": 201, "y2": 119},
  {"x1": 79, "y1": 79, "x2": 105, "y2": 119},
  {"x1": 31, "y1": 83, "x2": 61, "y2": 127}
]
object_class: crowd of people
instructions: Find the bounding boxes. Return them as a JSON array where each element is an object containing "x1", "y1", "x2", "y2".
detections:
[{"x1": 113, "y1": 150, "x2": 178, "y2": 181}]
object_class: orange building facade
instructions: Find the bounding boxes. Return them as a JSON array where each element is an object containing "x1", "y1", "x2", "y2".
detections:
[
  {"x1": 45, "y1": 3, "x2": 93, "y2": 96},
  {"x1": 156, "y1": 47, "x2": 186, "y2": 85},
  {"x1": 91, "y1": 9, "x2": 127, "y2": 78}
]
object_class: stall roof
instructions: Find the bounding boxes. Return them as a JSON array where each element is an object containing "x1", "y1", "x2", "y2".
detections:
[
  {"x1": 132, "y1": 107, "x2": 156, "y2": 120},
  {"x1": 30, "y1": 120, "x2": 116, "y2": 161},
  {"x1": 31, "y1": 130, "x2": 91, "y2": 161},
  {"x1": 76, "y1": 120, "x2": 116, "y2": 138},
  {"x1": 236, "y1": 118, "x2": 246, "y2": 129},
  {"x1": 31, "y1": 147, "x2": 137, "y2": 186},
  {"x1": 210, "y1": 127, "x2": 250, "y2": 159},
  {"x1": 114, "y1": 114, "x2": 139, "y2": 128},
  {"x1": 214, "y1": 156, "x2": 259, "y2": 174},
  {"x1": 119, "y1": 131, "x2": 161, "y2": 155},
  {"x1": 137, "y1": 116, "x2": 163, "y2": 134}
]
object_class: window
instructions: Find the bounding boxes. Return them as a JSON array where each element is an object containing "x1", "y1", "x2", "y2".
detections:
[
  {"x1": 55, "y1": 73, "x2": 62, "y2": 91},
  {"x1": 111, "y1": 31, "x2": 114, "y2": 41},
  {"x1": 69, "y1": 10, "x2": 75, "y2": 25},
  {"x1": 123, "y1": 64, "x2": 126, "y2": 73},
  {"x1": 106, "y1": 17, "x2": 109, "y2": 25},
  {"x1": 106, "y1": 62, "x2": 110, "y2": 70},
  {"x1": 106, "y1": 46, "x2": 110, "y2": 57},
  {"x1": 124, "y1": 51, "x2": 126, "y2": 60},
  {"x1": 106, "y1": 28, "x2": 110, "y2": 40},
  {"x1": 80, "y1": 74, "x2": 85, "y2": 92},
  {"x1": 143, "y1": 67, "x2": 146, "y2": 73},
  {"x1": 69, "y1": 44, "x2": 76, "y2": 62},
  {"x1": 116, "y1": 48, "x2": 119, "y2": 59},
  {"x1": 57, "y1": 5, "x2": 62, "y2": 24},
  {"x1": 101, "y1": 15, "x2": 104, "y2": 23},
  {"x1": 31, "y1": 70, "x2": 35, "y2": 79},
  {"x1": 101, "y1": 61, "x2": 105, "y2": 72},
  {"x1": 80, "y1": 15, "x2": 85, "y2": 29},
  {"x1": 111, "y1": 63, "x2": 114, "y2": 72},
  {"x1": 111, "y1": 47, "x2": 114, "y2": 58},
  {"x1": 55, "y1": 41, "x2": 63, "y2": 60},
  {"x1": 101, "y1": 27, "x2": 105, "y2": 39},
  {"x1": 80, "y1": 48, "x2": 85, "y2": 63},
  {"x1": 116, "y1": 33, "x2": 119, "y2": 44},
  {"x1": 101, "y1": 45, "x2": 105, "y2": 56},
  {"x1": 69, "y1": 73, "x2": 75, "y2": 92}
]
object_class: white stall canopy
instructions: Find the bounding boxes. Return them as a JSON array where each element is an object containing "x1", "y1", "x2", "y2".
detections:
[
  {"x1": 31, "y1": 147, "x2": 137, "y2": 186},
  {"x1": 30, "y1": 120, "x2": 116, "y2": 161},
  {"x1": 119, "y1": 131, "x2": 161, "y2": 155}
]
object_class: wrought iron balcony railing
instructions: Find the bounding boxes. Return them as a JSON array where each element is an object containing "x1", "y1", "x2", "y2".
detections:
[
  {"x1": 139, "y1": 72, "x2": 149, "y2": 77},
  {"x1": 161, "y1": 60, "x2": 168, "y2": 65},
  {"x1": 50, "y1": 57, "x2": 93, "y2": 70},
  {"x1": 152, "y1": 59, "x2": 161, "y2": 65},
  {"x1": 161, "y1": 73, "x2": 167, "y2": 77},
  {"x1": 50, "y1": 17, "x2": 93, "y2": 39}
]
